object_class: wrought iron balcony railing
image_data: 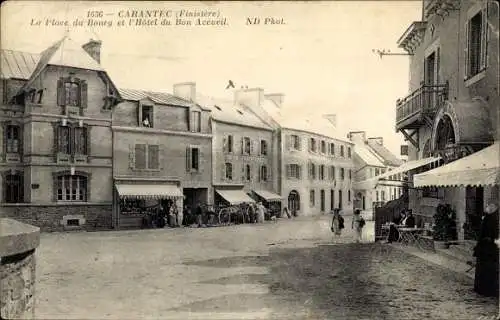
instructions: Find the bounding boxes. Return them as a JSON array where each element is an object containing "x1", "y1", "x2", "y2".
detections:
[{"x1": 396, "y1": 83, "x2": 448, "y2": 129}]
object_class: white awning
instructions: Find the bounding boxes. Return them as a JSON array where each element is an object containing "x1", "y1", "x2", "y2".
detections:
[
  {"x1": 215, "y1": 189, "x2": 255, "y2": 205},
  {"x1": 352, "y1": 156, "x2": 441, "y2": 190},
  {"x1": 116, "y1": 183, "x2": 183, "y2": 199},
  {"x1": 252, "y1": 190, "x2": 282, "y2": 202},
  {"x1": 414, "y1": 142, "x2": 500, "y2": 187}
]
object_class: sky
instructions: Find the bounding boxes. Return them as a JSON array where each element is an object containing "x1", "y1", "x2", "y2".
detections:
[{"x1": 1, "y1": 1, "x2": 422, "y2": 156}]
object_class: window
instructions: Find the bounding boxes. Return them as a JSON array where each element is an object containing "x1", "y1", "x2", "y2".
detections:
[
  {"x1": 57, "y1": 126, "x2": 72, "y2": 154},
  {"x1": 340, "y1": 145, "x2": 345, "y2": 157},
  {"x1": 225, "y1": 162, "x2": 233, "y2": 180},
  {"x1": 329, "y1": 166, "x2": 336, "y2": 181},
  {"x1": 245, "y1": 164, "x2": 251, "y2": 181},
  {"x1": 309, "y1": 162, "x2": 316, "y2": 179},
  {"x1": 224, "y1": 135, "x2": 234, "y2": 153},
  {"x1": 330, "y1": 189, "x2": 335, "y2": 210},
  {"x1": 260, "y1": 140, "x2": 268, "y2": 155},
  {"x1": 260, "y1": 165, "x2": 268, "y2": 181},
  {"x1": 30, "y1": 89, "x2": 43, "y2": 104},
  {"x1": 186, "y1": 147, "x2": 200, "y2": 172},
  {"x1": 348, "y1": 147, "x2": 351, "y2": 158},
  {"x1": 287, "y1": 164, "x2": 302, "y2": 179},
  {"x1": 465, "y1": 8, "x2": 488, "y2": 79},
  {"x1": 348, "y1": 190, "x2": 351, "y2": 202},
  {"x1": 290, "y1": 135, "x2": 301, "y2": 150},
  {"x1": 330, "y1": 143, "x2": 335, "y2": 156},
  {"x1": 191, "y1": 111, "x2": 201, "y2": 132},
  {"x1": 141, "y1": 105, "x2": 154, "y2": 128},
  {"x1": 57, "y1": 77, "x2": 87, "y2": 107},
  {"x1": 3, "y1": 173, "x2": 23, "y2": 203},
  {"x1": 73, "y1": 127, "x2": 88, "y2": 155},
  {"x1": 309, "y1": 138, "x2": 317, "y2": 152},
  {"x1": 321, "y1": 141, "x2": 326, "y2": 154},
  {"x1": 319, "y1": 165, "x2": 325, "y2": 180},
  {"x1": 242, "y1": 137, "x2": 251, "y2": 155},
  {"x1": 375, "y1": 168, "x2": 380, "y2": 176},
  {"x1": 56, "y1": 175, "x2": 87, "y2": 201},
  {"x1": 376, "y1": 191, "x2": 379, "y2": 201},
  {"x1": 340, "y1": 168, "x2": 345, "y2": 180},
  {"x1": 135, "y1": 144, "x2": 160, "y2": 170},
  {"x1": 349, "y1": 169, "x2": 352, "y2": 180},
  {"x1": 381, "y1": 190, "x2": 386, "y2": 201},
  {"x1": 5, "y1": 125, "x2": 20, "y2": 153},
  {"x1": 309, "y1": 189, "x2": 315, "y2": 207}
]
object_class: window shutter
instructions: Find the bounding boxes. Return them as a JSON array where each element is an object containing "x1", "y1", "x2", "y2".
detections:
[
  {"x1": 223, "y1": 136, "x2": 227, "y2": 153},
  {"x1": 286, "y1": 135, "x2": 291, "y2": 150},
  {"x1": 186, "y1": 146, "x2": 191, "y2": 172},
  {"x1": 464, "y1": 20, "x2": 470, "y2": 79},
  {"x1": 57, "y1": 79, "x2": 65, "y2": 106},
  {"x1": 135, "y1": 144, "x2": 147, "y2": 169},
  {"x1": 241, "y1": 164, "x2": 245, "y2": 182},
  {"x1": 268, "y1": 166, "x2": 272, "y2": 181},
  {"x1": 286, "y1": 164, "x2": 290, "y2": 179},
  {"x1": 129, "y1": 144, "x2": 135, "y2": 169},
  {"x1": 198, "y1": 148, "x2": 203, "y2": 173},
  {"x1": 241, "y1": 137, "x2": 244, "y2": 154},
  {"x1": 148, "y1": 145, "x2": 159, "y2": 169},
  {"x1": 222, "y1": 164, "x2": 226, "y2": 181},
  {"x1": 480, "y1": 6, "x2": 488, "y2": 70},
  {"x1": 250, "y1": 139, "x2": 255, "y2": 155},
  {"x1": 80, "y1": 80, "x2": 88, "y2": 108},
  {"x1": 298, "y1": 138, "x2": 302, "y2": 151}
]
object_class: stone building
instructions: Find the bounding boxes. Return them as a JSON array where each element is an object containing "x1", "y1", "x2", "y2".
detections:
[
  {"x1": 349, "y1": 131, "x2": 405, "y2": 213},
  {"x1": 112, "y1": 83, "x2": 212, "y2": 228},
  {"x1": 196, "y1": 92, "x2": 280, "y2": 210},
  {"x1": 395, "y1": 0, "x2": 499, "y2": 239},
  {"x1": 0, "y1": 37, "x2": 121, "y2": 231},
  {"x1": 239, "y1": 88, "x2": 355, "y2": 216}
]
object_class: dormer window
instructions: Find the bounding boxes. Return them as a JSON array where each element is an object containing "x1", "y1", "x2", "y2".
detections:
[
  {"x1": 139, "y1": 105, "x2": 154, "y2": 128},
  {"x1": 57, "y1": 77, "x2": 87, "y2": 108}
]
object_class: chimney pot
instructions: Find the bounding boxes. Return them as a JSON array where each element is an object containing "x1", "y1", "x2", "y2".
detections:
[
  {"x1": 173, "y1": 82, "x2": 196, "y2": 102},
  {"x1": 265, "y1": 93, "x2": 285, "y2": 108},
  {"x1": 322, "y1": 114, "x2": 337, "y2": 127}
]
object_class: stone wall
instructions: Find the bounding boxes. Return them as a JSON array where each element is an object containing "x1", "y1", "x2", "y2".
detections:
[
  {"x1": 0, "y1": 218, "x2": 40, "y2": 320},
  {"x1": 0, "y1": 204, "x2": 112, "y2": 232}
]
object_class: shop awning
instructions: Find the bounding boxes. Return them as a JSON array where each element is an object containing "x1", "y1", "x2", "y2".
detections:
[
  {"x1": 414, "y1": 142, "x2": 500, "y2": 187},
  {"x1": 215, "y1": 189, "x2": 255, "y2": 205},
  {"x1": 116, "y1": 183, "x2": 183, "y2": 199},
  {"x1": 352, "y1": 156, "x2": 441, "y2": 190},
  {"x1": 252, "y1": 189, "x2": 282, "y2": 202}
]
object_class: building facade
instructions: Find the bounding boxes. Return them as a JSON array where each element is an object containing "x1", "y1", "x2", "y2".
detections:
[
  {"x1": 238, "y1": 88, "x2": 356, "y2": 216},
  {"x1": 0, "y1": 37, "x2": 121, "y2": 231},
  {"x1": 396, "y1": 0, "x2": 499, "y2": 239},
  {"x1": 112, "y1": 83, "x2": 212, "y2": 228}
]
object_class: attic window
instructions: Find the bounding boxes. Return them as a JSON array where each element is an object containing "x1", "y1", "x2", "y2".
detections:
[
  {"x1": 214, "y1": 105, "x2": 222, "y2": 111},
  {"x1": 236, "y1": 110, "x2": 243, "y2": 115}
]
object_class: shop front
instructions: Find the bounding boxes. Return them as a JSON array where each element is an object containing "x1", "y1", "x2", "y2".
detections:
[
  {"x1": 251, "y1": 189, "x2": 283, "y2": 218},
  {"x1": 113, "y1": 179, "x2": 184, "y2": 229}
]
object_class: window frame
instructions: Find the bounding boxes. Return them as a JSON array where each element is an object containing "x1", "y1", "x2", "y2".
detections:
[
  {"x1": 134, "y1": 143, "x2": 161, "y2": 171},
  {"x1": 225, "y1": 162, "x2": 233, "y2": 181},
  {"x1": 309, "y1": 189, "x2": 315, "y2": 207},
  {"x1": 3, "y1": 171, "x2": 24, "y2": 203},
  {"x1": 54, "y1": 173, "x2": 89, "y2": 203},
  {"x1": 191, "y1": 110, "x2": 201, "y2": 132},
  {"x1": 260, "y1": 140, "x2": 268, "y2": 156},
  {"x1": 464, "y1": 4, "x2": 489, "y2": 84},
  {"x1": 5, "y1": 124, "x2": 21, "y2": 154},
  {"x1": 260, "y1": 165, "x2": 268, "y2": 182}
]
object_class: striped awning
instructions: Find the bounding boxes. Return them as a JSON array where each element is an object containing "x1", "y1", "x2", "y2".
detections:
[
  {"x1": 215, "y1": 189, "x2": 255, "y2": 205},
  {"x1": 252, "y1": 189, "x2": 282, "y2": 202},
  {"x1": 414, "y1": 142, "x2": 500, "y2": 187},
  {"x1": 116, "y1": 183, "x2": 183, "y2": 199}
]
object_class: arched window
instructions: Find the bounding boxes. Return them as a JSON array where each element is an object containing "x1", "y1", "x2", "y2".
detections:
[
  {"x1": 225, "y1": 163, "x2": 233, "y2": 180},
  {"x1": 435, "y1": 115, "x2": 455, "y2": 151},
  {"x1": 56, "y1": 175, "x2": 88, "y2": 201}
]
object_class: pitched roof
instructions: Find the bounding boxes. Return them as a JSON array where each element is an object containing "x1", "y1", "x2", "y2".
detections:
[
  {"x1": 119, "y1": 88, "x2": 199, "y2": 108},
  {"x1": 367, "y1": 140, "x2": 404, "y2": 167},
  {"x1": 353, "y1": 143, "x2": 386, "y2": 167},
  {"x1": 0, "y1": 50, "x2": 40, "y2": 79},
  {"x1": 197, "y1": 94, "x2": 272, "y2": 130}
]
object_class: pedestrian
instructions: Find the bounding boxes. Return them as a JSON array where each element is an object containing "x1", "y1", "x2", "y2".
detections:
[
  {"x1": 330, "y1": 208, "x2": 344, "y2": 236},
  {"x1": 352, "y1": 209, "x2": 365, "y2": 243},
  {"x1": 283, "y1": 206, "x2": 291, "y2": 219},
  {"x1": 473, "y1": 202, "x2": 499, "y2": 297},
  {"x1": 248, "y1": 203, "x2": 256, "y2": 223},
  {"x1": 256, "y1": 202, "x2": 265, "y2": 223},
  {"x1": 195, "y1": 203, "x2": 203, "y2": 227}
]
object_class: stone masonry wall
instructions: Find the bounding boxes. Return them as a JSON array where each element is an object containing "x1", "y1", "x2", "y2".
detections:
[
  {"x1": 0, "y1": 250, "x2": 36, "y2": 320},
  {"x1": 0, "y1": 205, "x2": 113, "y2": 232}
]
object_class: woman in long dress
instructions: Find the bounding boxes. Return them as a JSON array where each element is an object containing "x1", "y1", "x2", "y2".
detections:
[
  {"x1": 331, "y1": 209, "x2": 342, "y2": 236},
  {"x1": 352, "y1": 209, "x2": 363, "y2": 243}
]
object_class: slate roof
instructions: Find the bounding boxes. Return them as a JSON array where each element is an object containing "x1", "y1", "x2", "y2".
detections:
[
  {"x1": 197, "y1": 94, "x2": 272, "y2": 130},
  {"x1": 353, "y1": 143, "x2": 386, "y2": 167},
  {"x1": 119, "y1": 88, "x2": 202, "y2": 108},
  {"x1": 0, "y1": 50, "x2": 40, "y2": 79},
  {"x1": 367, "y1": 140, "x2": 404, "y2": 167}
]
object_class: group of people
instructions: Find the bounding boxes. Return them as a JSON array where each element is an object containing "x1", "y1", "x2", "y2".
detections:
[
  {"x1": 386, "y1": 209, "x2": 416, "y2": 243},
  {"x1": 330, "y1": 208, "x2": 366, "y2": 243}
]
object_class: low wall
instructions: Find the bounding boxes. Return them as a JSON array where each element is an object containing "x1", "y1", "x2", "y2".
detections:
[
  {"x1": 0, "y1": 218, "x2": 40, "y2": 319},
  {"x1": 0, "y1": 204, "x2": 113, "y2": 232}
]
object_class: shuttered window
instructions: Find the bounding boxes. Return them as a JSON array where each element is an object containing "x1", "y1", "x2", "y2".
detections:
[
  {"x1": 57, "y1": 77, "x2": 87, "y2": 107},
  {"x1": 148, "y1": 145, "x2": 159, "y2": 169},
  {"x1": 186, "y1": 146, "x2": 201, "y2": 172},
  {"x1": 135, "y1": 144, "x2": 147, "y2": 169},
  {"x1": 466, "y1": 7, "x2": 488, "y2": 79}
]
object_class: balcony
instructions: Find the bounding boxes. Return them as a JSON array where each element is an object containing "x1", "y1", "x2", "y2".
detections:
[
  {"x1": 396, "y1": 83, "x2": 448, "y2": 131},
  {"x1": 424, "y1": 0, "x2": 460, "y2": 20}
]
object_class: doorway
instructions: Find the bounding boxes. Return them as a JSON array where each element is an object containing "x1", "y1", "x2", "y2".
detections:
[
  {"x1": 288, "y1": 190, "x2": 300, "y2": 215},
  {"x1": 465, "y1": 186, "x2": 484, "y2": 240}
]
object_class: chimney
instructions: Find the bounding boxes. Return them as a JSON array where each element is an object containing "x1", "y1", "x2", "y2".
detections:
[
  {"x1": 234, "y1": 88, "x2": 264, "y2": 108},
  {"x1": 322, "y1": 114, "x2": 337, "y2": 127},
  {"x1": 264, "y1": 93, "x2": 284, "y2": 108},
  {"x1": 173, "y1": 82, "x2": 196, "y2": 102},
  {"x1": 347, "y1": 131, "x2": 366, "y2": 144},
  {"x1": 82, "y1": 39, "x2": 102, "y2": 63},
  {"x1": 368, "y1": 137, "x2": 384, "y2": 145}
]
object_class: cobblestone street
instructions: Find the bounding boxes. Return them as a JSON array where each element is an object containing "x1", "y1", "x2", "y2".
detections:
[{"x1": 36, "y1": 216, "x2": 498, "y2": 319}]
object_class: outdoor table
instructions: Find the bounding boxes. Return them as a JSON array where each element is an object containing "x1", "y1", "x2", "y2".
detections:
[{"x1": 397, "y1": 226, "x2": 426, "y2": 247}]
